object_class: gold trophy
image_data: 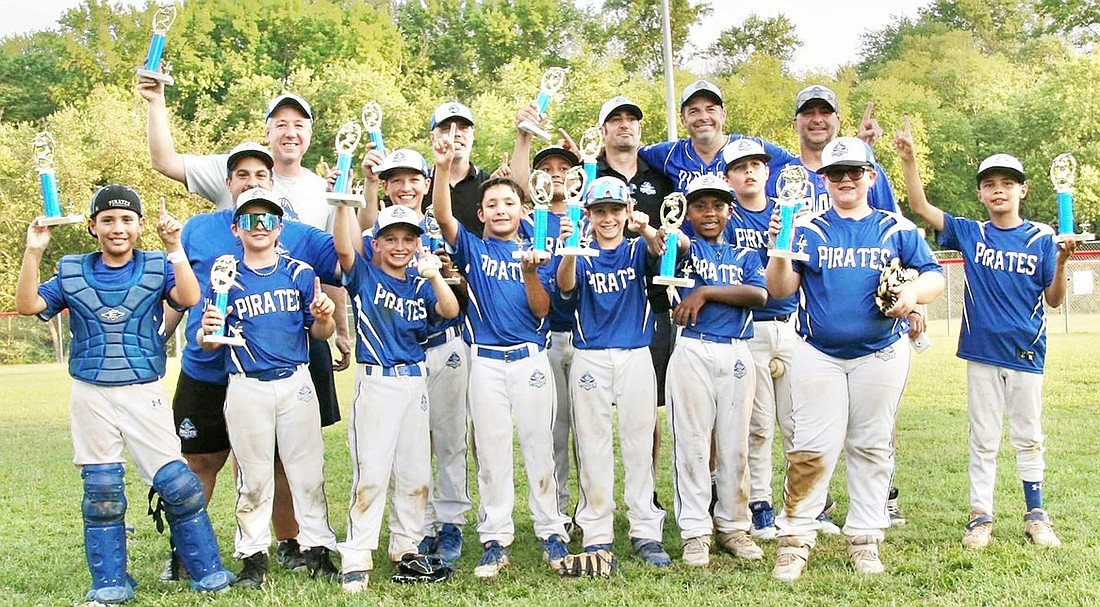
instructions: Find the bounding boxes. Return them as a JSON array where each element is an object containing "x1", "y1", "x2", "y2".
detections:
[
  {"x1": 203, "y1": 255, "x2": 245, "y2": 346},
  {"x1": 768, "y1": 165, "x2": 810, "y2": 260},
  {"x1": 361, "y1": 101, "x2": 387, "y2": 170},
  {"x1": 32, "y1": 131, "x2": 83, "y2": 227},
  {"x1": 326, "y1": 121, "x2": 365, "y2": 207},
  {"x1": 653, "y1": 192, "x2": 694, "y2": 303}
]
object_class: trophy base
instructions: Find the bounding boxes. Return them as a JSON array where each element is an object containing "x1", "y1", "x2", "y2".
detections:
[
  {"x1": 37, "y1": 214, "x2": 85, "y2": 227},
  {"x1": 768, "y1": 248, "x2": 810, "y2": 261},
  {"x1": 518, "y1": 120, "x2": 552, "y2": 141},
  {"x1": 135, "y1": 68, "x2": 174, "y2": 86},
  {"x1": 511, "y1": 249, "x2": 551, "y2": 261},
  {"x1": 1054, "y1": 232, "x2": 1094, "y2": 243},
  {"x1": 326, "y1": 192, "x2": 366, "y2": 208},
  {"x1": 556, "y1": 247, "x2": 600, "y2": 258},
  {"x1": 203, "y1": 334, "x2": 245, "y2": 347},
  {"x1": 653, "y1": 276, "x2": 695, "y2": 288}
]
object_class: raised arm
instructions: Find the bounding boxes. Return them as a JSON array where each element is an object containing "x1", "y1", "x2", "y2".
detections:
[
  {"x1": 510, "y1": 103, "x2": 540, "y2": 200},
  {"x1": 1044, "y1": 239, "x2": 1078, "y2": 307},
  {"x1": 137, "y1": 77, "x2": 187, "y2": 184},
  {"x1": 893, "y1": 116, "x2": 945, "y2": 232},
  {"x1": 332, "y1": 205, "x2": 357, "y2": 275},
  {"x1": 357, "y1": 142, "x2": 385, "y2": 233},
  {"x1": 555, "y1": 216, "x2": 577, "y2": 293},
  {"x1": 157, "y1": 200, "x2": 200, "y2": 308},
  {"x1": 416, "y1": 247, "x2": 461, "y2": 319},
  {"x1": 431, "y1": 123, "x2": 461, "y2": 246},
  {"x1": 15, "y1": 221, "x2": 52, "y2": 316},
  {"x1": 308, "y1": 277, "x2": 336, "y2": 340},
  {"x1": 521, "y1": 252, "x2": 551, "y2": 319}
]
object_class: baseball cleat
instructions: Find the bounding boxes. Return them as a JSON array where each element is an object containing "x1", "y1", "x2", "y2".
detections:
[
  {"x1": 473, "y1": 541, "x2": 509, "y2": 579},
  {"x1": 962, "y1": 512, "x2": 994, "y2": 549},
  {"x1": 418, "y1": 534, "x2": 437, "y2": 556},
  {"x1": 750, "y1": 501, "x2": 778, "y2": 540},
  {"x1": 303, "y1": 546, "x2": 340, "y2": 582},
  {"x1": 276, "y1": 538, "x2": 308, "y2": 570},
  {"x1": 631, "y1": 538, "x2": 671, "y2": 567},
  {"x1": 681, "y1": 536, "x2": 711, "y2": 567},
  {"x1": 1024, "y1": 509, "x2": 1061, "y2": 547},
  {"x1": 887, "y1": 487, "x2": 907, "y2": 526},
  {"x1": 342, "y1": 570, "x2": 369, "y2": 593},
  {"x1": 540, "y1": 534, "x2": 569, "y2": 569},
  {"x1": 772, "y1": 537, "x2": 810, "y2": 582},
  {"x1": 233, "y1": 552, "x2": 268, "y2": 589},
  {"x1": 433, "y1": 524, "x2": 463, "y2": 565},
  {"x1": 159, "y1": 549, "x2": 188, "y2": 582},
  {"x1": 717, "y1": 530, "x2": 764, "y2": 561},
  {"x1": 846, "y1": 535, "x2": 885, "y2": 574}
]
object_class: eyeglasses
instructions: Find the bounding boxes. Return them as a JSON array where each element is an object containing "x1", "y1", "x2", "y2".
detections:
[
  {"x1": 823, "y1": 167, "x2": 867, "y2": 183},
  {"x1": 585, "y1": 180, "x2": 631, "y2": 205},
  {"x1": 236, "y1": 213, "x2": 282, "y2": 231}
]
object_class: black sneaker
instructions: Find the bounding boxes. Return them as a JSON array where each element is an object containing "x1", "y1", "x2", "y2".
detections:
[
  {"x1": 234, "y1": 552, "x2": 268, "y2": 589},
  {"x1": 159, "y1": 548, "x2": 188, "y2": 582},
  {"x1": 276, "y1": 538, "x2": 308, "y2": 570},
  {"x1": 303, "y1": 546, "x2": 339, "y2": 582}
]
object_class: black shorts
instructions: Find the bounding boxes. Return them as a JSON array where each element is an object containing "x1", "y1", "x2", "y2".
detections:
[
  {"x1": 308, "y1": 336, "x2": 341, "y2": 427},
  {"x1": 172, "y1": 370, "x2": 230, "y2": 455}
]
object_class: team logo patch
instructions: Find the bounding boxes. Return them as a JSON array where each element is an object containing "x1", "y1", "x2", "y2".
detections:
[
  {"x1": 446, "y1": 352, "x2": 462, "y2": 369},
  {"x1": 639, "y1": 181, "x2": 656, "y2": 196},
  {"x1": 736, "y1": 139, "x2": 755, "y2": 151},
  {"x1": 529, "y1": 369, "x2": 547, "y2": 388},
  {"x1": 278, "y1": 197, "x2": 300, "y2": 221},
  {"x1": 297, "y1": 384, "x2": 314, "y2": 401},
  {"x1": 178, "y1": 418, "x2": 197, "y2": 440},
  {"x1": 421, "y1": 394, "x2": 429, "y2": 412},
  {"x1": 733, "y1": 359, "x2": 747, "y2": 379},
  {"x1": 874, "y1": 346, "x2": 896, "y2": 362},
  {"x1": 99, "y1": 308, "x2": 125, "y2": 321},
  {"x1": 831, "y1": 141, "x2": 848, "y2": 156},
  {"x1": 579, "y1": 372, "x2": 597, "y2": 391}
]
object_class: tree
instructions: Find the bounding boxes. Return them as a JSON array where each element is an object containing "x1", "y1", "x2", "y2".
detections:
[
  {"x1": 707, "y1": 14, "x2": 800, "y2": 78},
  {"x1": 599, "y1": 0, "x2": 712, "y2": 76}
]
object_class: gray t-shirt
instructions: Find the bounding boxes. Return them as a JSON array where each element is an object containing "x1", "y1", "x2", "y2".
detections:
[{"x1": 183, "y1": 153, "x2": 334, "y2": 232}]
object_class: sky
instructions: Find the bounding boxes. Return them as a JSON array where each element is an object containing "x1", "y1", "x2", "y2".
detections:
[{"x1": 1, "y1": 0, "x2": 930, "y2": 75}]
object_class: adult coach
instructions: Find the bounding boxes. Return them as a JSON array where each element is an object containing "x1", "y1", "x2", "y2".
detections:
[{"x1": 424, "y1": 102, "x2": 490, "y2": 236}]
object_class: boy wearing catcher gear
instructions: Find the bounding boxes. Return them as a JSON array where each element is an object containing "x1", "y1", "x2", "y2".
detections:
[
  {"x1": 665, "y1": 175, "x2": 769, "y2": 567},
  {"x1": 332, "y1": 203, "x2": 460, "y2": 593},
  {"x1": 894, "y1": 124, "x2": 1076, "y2": 549},
  {"x1": 555, "y1": 176, "x2": 671, "y2": 566},
  {"x1": 432, "y1": 124, "x2": 571, "y2": 579},
  {"x1": 199, "y1": 188, "x2": 340, "y2": 588},
  {"x1": 765, "y1": 137, "x2": 944, "y2": 581},
  {"x1": 16, "y1": 185, "x2": 234, "y2": 603}
]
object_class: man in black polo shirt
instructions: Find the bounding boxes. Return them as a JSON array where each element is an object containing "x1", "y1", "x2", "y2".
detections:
[{"x1": 424, "y1": 102, "x2": 490, "y2": 236}]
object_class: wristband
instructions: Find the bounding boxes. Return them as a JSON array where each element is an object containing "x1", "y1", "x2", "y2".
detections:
[{"x1": 167, "y1": 250, "x2": 187, "y2": 264}]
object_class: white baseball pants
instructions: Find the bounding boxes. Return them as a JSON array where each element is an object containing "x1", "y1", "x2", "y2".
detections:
[
  {"x1": 746, "y1": 318, "x2": 797, "y2": 504},
  {"x1": 548, "y1": 330, "x2": 575, "y2": 516},
  {"x1": 423, "y1": 333, "x2": 472, "y2": 531}
]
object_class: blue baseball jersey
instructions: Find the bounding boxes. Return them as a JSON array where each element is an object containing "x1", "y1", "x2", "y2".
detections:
[
  {"x1": 937, "y1": 213, "x2": 1058, "y2": 373},
  {"x1": 723, "y1": 201, "x2": 799, "y2": 321},
  {"x1": 792, "y1": 209, "x2": 942, "y2": 358},
  {"x1": 564, "y1": 237, "x2": 655, "y2": 349},
  {"x1": 639, "y1": 135, "x2": 795, "y2": 192},
  {"x1": 451, "y1": 224, "x2": 548, "y2": 347},
  {"x1": 765, "y1": 159, "x2": 899, "y2": 215},
  {"x1": 180, "y1": 210, "x2": 338, "y2": 385},
  {"x1": 343, "y1": 253, "x2": 441, "y2": 365},
  {"x1": 674, "y1": 240, "x2": 766, "y2": 340},
  {"x1": 221, "y1": 256, "x2": 316, "y2": 375},
  {"x1": 519, "y1": 211, "x2": 576, "y2": 332}
]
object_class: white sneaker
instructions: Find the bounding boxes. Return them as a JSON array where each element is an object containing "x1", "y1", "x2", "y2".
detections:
[
  {"x1": 717, "y1": 530, "x2": 763, "y2": 561},
  {"x1": 341, "y1": 570, "x2": 369, "y2": 594},
  {"x1": 473, "y1": 541, "x2": 509, "y2": 579},
  {"x1": 962, "y1": 512, "x2": 993, "y2": 549},
  {"x1": 846, "y1": 535, "x2": 885, "y2": 574},
  {"x1": 1024, "y1": 509, "x2": 1061, "y2": 547},
  {"x1": 772, "y1": 537, "x2": 810, "y2": 582},
  {"x1": 681, "y1": 536, "x2": 711, "y2": 567}
]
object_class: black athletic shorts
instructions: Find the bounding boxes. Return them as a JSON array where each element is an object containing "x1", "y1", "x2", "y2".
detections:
[{"x1": 172, "y1": 370, "x2": 230, "y2": 455}]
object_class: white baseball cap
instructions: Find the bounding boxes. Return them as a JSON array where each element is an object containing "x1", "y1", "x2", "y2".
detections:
[
  {"x1": 817, "y1": 137, "x2": 875, "y2": 173},
  {"x1": 685, "y1": 174, "x2": 734, "y2": 204},
  {"x1": 377, "y1": 148, "x2": 430, "y2": 180},
  {"x1": 374, "y1": 204, "x2": 423, "y2": 235},
  {"x1": 430, "y1": 101, "x2": 475, "y2": 131},
  {"x1": 680, "y1": 80, "x2": 723, "y2": 109},
  {"x1": 234, "y1": 187, "x2": 284, "y2": 218},
  {"x1": 722, "y1": 138, "x2": 772, "y2": 168},
  {"x1": 598, "y1": 96, "x2": 643, "y2": 125},
  {"x1": 794, "y1": 84, "x2": 839, "y2": 115},
  {"x1": 976, "y1": 153, "x2": 1026, "y2": 183},
  {"x1": 265, "y1": 93, "x2": 313, "y2": 121},
  {"x1": 226, "y1": 141, "x2": 273, "y2": 176}
]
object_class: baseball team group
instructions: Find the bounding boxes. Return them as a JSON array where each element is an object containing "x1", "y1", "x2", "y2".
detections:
[{"x1": 13, "y1": 73, "x2": 1080, "y2": 603}]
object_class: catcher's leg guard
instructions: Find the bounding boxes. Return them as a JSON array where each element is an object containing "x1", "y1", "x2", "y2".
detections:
[
  {"x1": 81, "y1": 463, "x2": 135, "y2": 604},
  {"x1": 152, "y1": 461, "x2": 234, "y2": 592}
]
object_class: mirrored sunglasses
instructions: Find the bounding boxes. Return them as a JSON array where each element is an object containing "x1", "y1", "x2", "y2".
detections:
[{"x1": 236, "y1": 212, "x2": 282, "y2": 231}]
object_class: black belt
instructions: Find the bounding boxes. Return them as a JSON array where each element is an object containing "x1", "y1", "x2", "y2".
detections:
[
  {"x1": 757, "y1": 313, "x2": 791, "y2": 322},
  {"x1": 363, "y1": 363, "x2": 423, "y2": 377},
  {"x1": 423, "y1": 326, "x2": 461, "y2": 349},
  {"x1": 680, "y1": 329, "x2": 740, "y2": 345},
  {"x1": 243, "y1": 367, "x2": 297, "y2": 381},
  {"x1": 474, "y1": 344, "x2": 541, "y2": 363}
]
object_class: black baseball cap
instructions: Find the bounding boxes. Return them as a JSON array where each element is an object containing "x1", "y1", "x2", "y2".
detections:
[
  {"x1": 89, "y1": 184, "x2": 143, "y2": 218},
  {"x1": 533, "y1": 145, "x2": 580, "y2": 169}
]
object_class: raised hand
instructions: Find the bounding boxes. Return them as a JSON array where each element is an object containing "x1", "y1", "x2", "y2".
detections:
[
  {"x1": 310, "y1": 276, "x2": 335, "y2": 319},
  {"x1": 490, "y1": 152, "x2": 511, "y2": 179},
  {"x1": 416, "y1": 245, "x2": 443, "y2": 279},
  {"x1": 360, "y1": 141, "x2": 384, "y2": 183},
  {"x1": 893, "y1": 115, "x2": 915, "y2": 162},
  {"x1": 627, "y1": 210, "x2": 650, "y2": 233},
  {"x1": 156, "y1": 196, "x2": 183, "y2": 248},
  {"x1": 135, "y1": 76, "x2": 165, "y2": 105},
  {"x1": 432, "y1": 122, "x2": 457, "y2": 166},
  {"x1": 26, "y1": 219, "x2": 55, "y2": 252},
  {"x1": 857, "y1": 101, "x2": 883, "y2": 146}
]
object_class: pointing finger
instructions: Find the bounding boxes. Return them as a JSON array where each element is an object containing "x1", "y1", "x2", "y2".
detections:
[
  {"x1": 313, "y1": 277, "x2": 322, "y2": 301},
  {"x1": 159, "y1": 196, "x2": 168, "y2": 219},
  {"x1": 862, "y1": 101, "x2": 875, "y2": 124},
  {"x1": 448, "y1": 121, "x2": 456, "y2": 142}
]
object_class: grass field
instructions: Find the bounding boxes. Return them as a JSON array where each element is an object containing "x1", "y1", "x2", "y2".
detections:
[{"x1": 1, "y1": 327, "x2": 1099, "y2": 606}]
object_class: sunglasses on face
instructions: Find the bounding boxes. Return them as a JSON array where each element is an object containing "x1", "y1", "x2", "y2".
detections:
[
  {"x1": 236, "y1": 213, "x2": 282, "y2": 231},
  {"x1": 586, "y1": 181, "x2": 631, "y2": 205},
  {"x1": 823, "y1": 166, "x2": 868, "y2": 183}
]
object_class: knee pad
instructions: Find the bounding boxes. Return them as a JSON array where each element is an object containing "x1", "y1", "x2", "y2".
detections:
[
  {"x1": 81, "y1": 464, "x2": 126, "y2": 525},
  {"x1": 153, "y1": 460, "x2": 205, "y2": 521}
]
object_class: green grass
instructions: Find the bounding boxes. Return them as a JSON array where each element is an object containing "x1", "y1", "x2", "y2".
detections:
[{"x1": 1, "y1": 329, "x2": 1099, "y2": 606}]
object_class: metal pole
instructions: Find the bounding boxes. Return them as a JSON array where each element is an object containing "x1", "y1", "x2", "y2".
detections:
[{"x1": 660, "y1": 0, "x2": 677, "y2": 141}]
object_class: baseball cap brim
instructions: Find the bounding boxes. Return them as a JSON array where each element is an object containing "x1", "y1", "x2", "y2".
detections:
[
  {"x1": 533, "y1": 147, "x2": 580, "y2": 168},
  {"x1": 266, "y1": 94, "x2": 313, "y2": 121},
  {"x1": 681, "y1": 89, "x2": 722, "y2": 109},
  {"x1": 226, "y1": 145, "x2": 274, "y2": 175},
  {"x1": 815, "y1": 159, "x2": 873, "y2": 173},
  {"x1": 976, "y1": 166, "x2": 1026, "y2": 183},
  {"x1": 599, "y1": 99, "x2": 643, "y2": 125},
  {"x1": 686, "y1": 188, "x2": 734, "y2": 204},
  {"x1": 234, "y1": 199, "x2": 284, "y2": 219}
]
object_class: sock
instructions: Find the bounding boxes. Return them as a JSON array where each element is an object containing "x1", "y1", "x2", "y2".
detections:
[{"x1": 1023, "y1": 480, "x2": 1043, "y2": 511}]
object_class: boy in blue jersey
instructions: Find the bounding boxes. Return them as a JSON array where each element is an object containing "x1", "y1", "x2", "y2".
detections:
[
  {"x1": 198, "y1": 187, "x2": 339, "y2": 588},
  {"x1": 765, "y1": 137, "x2": 944, "y2": 581},
  {"x1": 895, "y1": 123, "x2": 1076, "y2": 549},
  {"x1": 16, "y1": 185, "x2": 234, "y2": 603},
  {"x1": 662, "y1": 174, "x2": 770, "y2": 567},
  {"x1": 432, "y1": 124, "x2": 571, "y2": 578},
  {"x1": 555, "y1": 176, "x2": 671, "y2": 566},
  {"x1": 331, "y1": 203, "x2": 460, "y2": 592}
]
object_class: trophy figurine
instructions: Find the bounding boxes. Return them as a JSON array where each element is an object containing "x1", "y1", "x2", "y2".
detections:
[
  {"x1": 1050, "y1": 153, "x2": 1094, "y2": 243},
  {"x1": 203, "y1": 255, "x2": 245, "y2": 346},
  {"x1": 653, "y1": 193, "x2": 695, "y2": 300},
  {"x1": 362, "y1": 101, "x2": 387, "y2": 170},
  {"x1": 556, "y1": 165, "x2": 599, "y2": 257},
  {"x1": 424, "y1": 205, "x2": 462, "y2": 285},
  {"x1": 326, "y1": 120, "x2": 365, "y2": 207},
  {"x1": 31, "y1": 131, "x2": 83, "y2": 227},
  {"x1": 512, "y1": 170, "x2": 554, "y2": 261},
  {"x1": 518, "y1": 67, "x2": 567, "y2": 141},
  {"x1": 578, "y1": 127, "x2": 603, "y2": 192},
  {"x1": 768, "y1": 165, "x2": 811, "y2": 261},
  {"x1": 134, "y1": 2, "x2": 178, "y2": 85}
]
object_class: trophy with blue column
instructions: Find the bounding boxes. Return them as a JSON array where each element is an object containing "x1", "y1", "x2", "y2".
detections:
[
  {"x1": 578, "y1": 127, "x2": 602, "y2": 193},
  {"x1": 134, "y1": 2, "x2": 178, "y2": 86},
  {"x1": 32, "y1": 131, "x2": 83, "y2": 227},
  {"x1": 203, "y1": 255, "x2": 245, "y2": 346},
  {"x1": 362, "y1": 101, "x2": 387, "y2": 170},
  {"x1": 653, "y1": 192, "x2": 694, "y2": 303},
  {"x1": 556, "y1": 165, "x2": 599, "y2": 257},
  {"x1": 1050, "y1": 153, "x2": 1094, "y2": 243},
  {"x1": 517, "y1": 67, "x2": 567, "y2": 141},
  {"x1": 326, "y1": 121, "x2": 365, "y2": 207},
  {"x1": 424, "y1": 205, "x2": 462, "y2": 285},
  {"x1": 768, "y1": 165, "x2": 811, "y2": 261},
  {"x1": 512, "y1": 170, "x2": 555, "y2": 261}
]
